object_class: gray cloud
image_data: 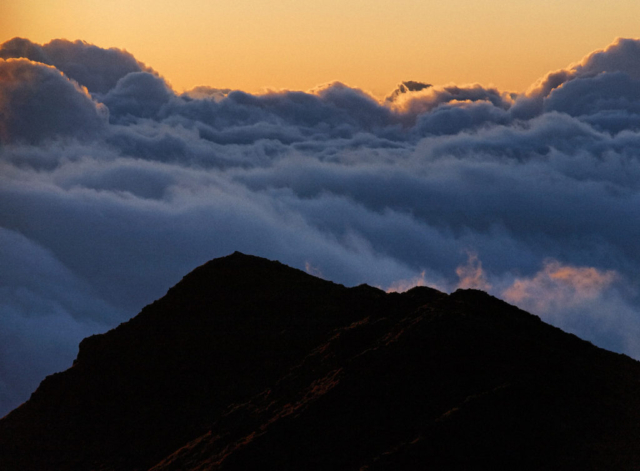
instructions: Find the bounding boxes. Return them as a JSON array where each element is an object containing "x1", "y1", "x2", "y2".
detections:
[
  {"x1": 103, "y1": 72, "x2": 174, "y2": 121},
  {"x1": 512, "y1": 37, "x2": 640, "y2": 119},
  {"x1": 3, "y1": 37, "x2": 640, "y2": 417},
  {"x1": 0, "y1": 37, "x2": 150, "y2": 94},
  {"x1": 0, "y1": 58, "x2": 108, "y2": 144},
  {"x1": 0, "y1": 227, "x2": 114, "y2": 414}
]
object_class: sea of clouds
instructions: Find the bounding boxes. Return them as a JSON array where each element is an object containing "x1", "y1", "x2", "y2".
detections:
[{"x1": 2, "y1": 37, "x2": 640, "y2": 416}]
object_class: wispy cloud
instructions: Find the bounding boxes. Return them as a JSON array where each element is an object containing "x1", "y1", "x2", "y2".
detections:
[
  {"x1": 386, "y1": 271, "x2": 430, "y2": 293},
  {"x1": 455, "y1": 251, "x2": 492, "y2": 291},
  {"x1": 304, "y1": 261, "x2": 324, "y2": 279}
]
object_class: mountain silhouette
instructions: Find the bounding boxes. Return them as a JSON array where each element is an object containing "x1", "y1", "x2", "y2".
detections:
[{"x1": 1, "y1": 252, "x2": 640, "y2": 470}]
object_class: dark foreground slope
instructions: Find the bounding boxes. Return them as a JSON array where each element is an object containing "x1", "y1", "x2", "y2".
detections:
[{"x1": 1, "y1": 253, "x2": 640, "y2": 470}]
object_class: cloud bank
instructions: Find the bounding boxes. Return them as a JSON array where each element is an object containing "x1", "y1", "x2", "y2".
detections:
[{"x1": 2, "y1": 36, "x2": 640, "y2": 416}]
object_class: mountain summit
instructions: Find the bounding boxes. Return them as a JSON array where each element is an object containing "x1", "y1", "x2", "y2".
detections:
[{"x1": 2, "y1": 252, "x2": 640, "y2": 470}]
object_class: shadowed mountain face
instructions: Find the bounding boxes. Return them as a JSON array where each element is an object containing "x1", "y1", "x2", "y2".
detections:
[{"x1": 2, "y1": 252, "x2": 640, "y2": 470}]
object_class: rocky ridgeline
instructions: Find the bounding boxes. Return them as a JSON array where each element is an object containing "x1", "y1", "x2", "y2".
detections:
[{"x1": 2, "y1": 252, "x2": 640, "y2": 470}]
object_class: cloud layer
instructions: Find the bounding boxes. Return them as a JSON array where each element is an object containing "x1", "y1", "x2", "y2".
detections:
[{"x1": 2, "y1": 37, "x2": 640, "y2": 416}]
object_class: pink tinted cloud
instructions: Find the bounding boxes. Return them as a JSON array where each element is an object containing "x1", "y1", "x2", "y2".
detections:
[
  {"x1": 502, "y1": 259, "x2": 618, "y2": 313},
  {"x1": 455, "y1": 251, "x2": 492, "y2": 291},
  {"x1": 304, "y1": 261, "x2": 324, "y2": 279}
]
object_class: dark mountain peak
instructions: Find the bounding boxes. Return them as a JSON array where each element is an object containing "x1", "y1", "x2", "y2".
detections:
[
  {"x1": 2, "y1": 254, "x2": 640, "y2": 470},
  {"x1": 450, "y1": 288, "x2": 543, "y2": 323},
  {"x1": 73, "y1": 252, "x2": 349, "y2": 365},
  {"x1": 451, "y1": 287, "x2": 513, "y2": 305},
  {"x1": 163, "y1": 251, "x2": 345, "y2": 305},
  {"x1": 385, "y1": 80, "x2": 432, "y2": 102},
  {"x1": 403, "y1": 284, "x2": 448, "y2": 301}
]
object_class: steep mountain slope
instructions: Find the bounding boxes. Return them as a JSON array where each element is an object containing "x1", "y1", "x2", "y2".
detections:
[{"x1": 1, "y1": 252, "x2": 640, "y2": 470}]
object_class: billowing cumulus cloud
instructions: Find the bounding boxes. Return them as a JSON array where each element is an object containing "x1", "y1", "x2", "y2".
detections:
[
  {"x1": 513, "y1": 37, "x2": 640, "y2": 119},
  {"x1": 0, "y1": 59, "x2": 107, "y2": 143},
  {"x1": 103, "y1": 72, "x2": 174, "y2": 121},
  {"x1": 3, "y1": 36, "x2": 640, "y2": 417},
  {"x1": 0, "y1": 38, "x2": 150, "y2": 94}
]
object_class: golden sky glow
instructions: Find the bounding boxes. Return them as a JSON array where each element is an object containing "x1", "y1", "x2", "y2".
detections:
[{"x1": 4, "y1": 0, "x2": 640, "y2": 97}]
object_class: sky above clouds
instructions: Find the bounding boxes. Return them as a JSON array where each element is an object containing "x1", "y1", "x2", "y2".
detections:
[
  {"x1": 5, "y1": 0, "x2": 640, "y2": 96},
  {"x1": 2, "y1": 36, "x2": 640, "y2": 417}
]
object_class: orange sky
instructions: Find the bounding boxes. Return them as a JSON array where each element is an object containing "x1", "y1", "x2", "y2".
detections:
[{"x1": 4, "y1": 0, "x2": 640, "y2": 97}]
